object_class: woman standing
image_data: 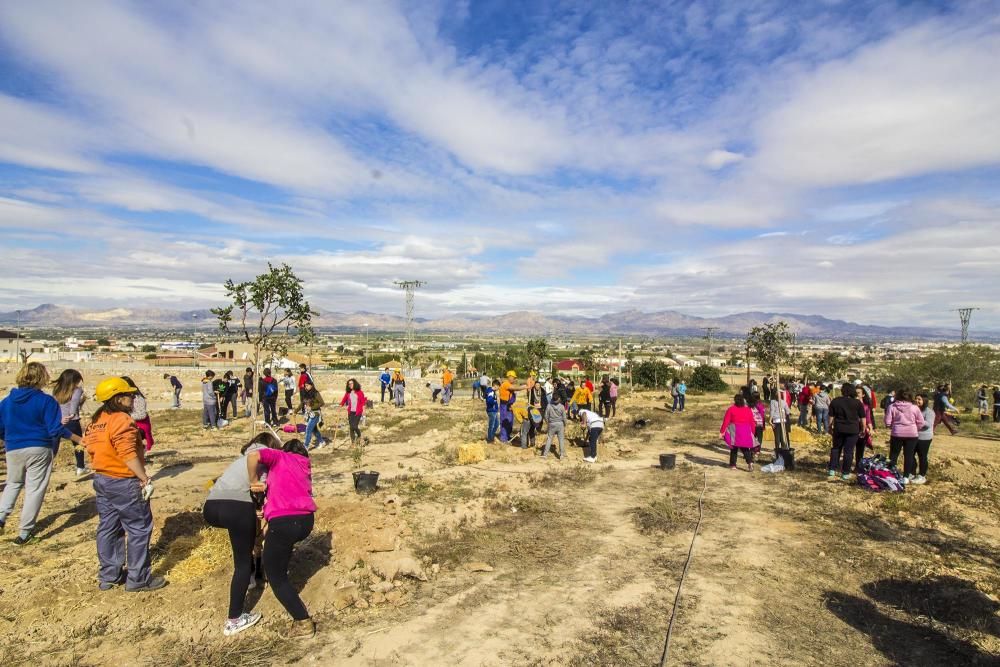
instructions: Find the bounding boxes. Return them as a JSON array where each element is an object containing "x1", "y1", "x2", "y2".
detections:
[
  {"x1": 598, "y1": 378, "x2": 612, "y2": 418},
  {"x1": 720, "y1": 394, "x2": 758, "y2": 471},
  {"x1": 913, "y1": 394, "x2": 934, "y2": 484},
  {"x1": 885, "y1": 389, "x2": 925, "y2": 484},
  {"x1": 53, "y1": 369, "x2": 89, "y2": 476},
  {"x1": 301, "y1": 380, "x2": 327, "y2": 450},
  {"x1": 0, "y1": 362, "x2": 84, "y2": 544},
  {"x1": 246, "y1": 439, "x2": 317, "y2": 637},
  {"x1": 84, "y1": 377, "x2": 164, "y2": 591},
  {"x1": 812, "y1": 385, "x2": 831, "y2": 434},
  {"x1": 121, "y1": 377, "x2": 154, "y2": 454},
  {"x1": 748, "y1": 394, "x2": 766, "y2": 446},
  {"x1": 827, "y1": 383, "x2": 867, "y2": 481},
  {"x1": 281, "y1": 369, "x2": 297, "y2": 415},
  {"x1": 203, "y1": 432, "x2": 282, "y2": 636},
  {"x1": 608, "y1": 378, "x2": 619, "y2": 418},
  {"x1": 339, "y1": 378, "x2": 366, "y2": 445},
  {"x1": 391, "y1": 369, "x2": 406, "y2": 408}
]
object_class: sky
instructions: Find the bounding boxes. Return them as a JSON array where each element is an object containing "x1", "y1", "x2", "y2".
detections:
[{"x1": 0, "y1": 0, "x2": 998, "y2": 329}]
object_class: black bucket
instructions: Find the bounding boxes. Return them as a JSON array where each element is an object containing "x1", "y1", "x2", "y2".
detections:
[
  {"x1": 353, "y1": 470, "x2": 380, "y2": 494},
  {"x1": 659, "y1": 453, "x2": 676, "y2": 470},
  {"x1": 777, "y1": 448, "x2": 796, "y2": 470}
]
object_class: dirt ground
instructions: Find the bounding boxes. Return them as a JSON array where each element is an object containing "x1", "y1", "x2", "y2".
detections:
[{"x1": 1, "y1": 379, "x2": 998, "y2": 666}]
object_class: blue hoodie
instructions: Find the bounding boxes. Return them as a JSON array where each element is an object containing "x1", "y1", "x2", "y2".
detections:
[{"x1": 0, "y1": 387, "x2": 72, "y2": 451}]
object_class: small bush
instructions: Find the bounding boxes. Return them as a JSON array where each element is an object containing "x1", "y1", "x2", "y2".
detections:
[{"x1": 689, "y1": 365, "x2": 728, "y2": 392}]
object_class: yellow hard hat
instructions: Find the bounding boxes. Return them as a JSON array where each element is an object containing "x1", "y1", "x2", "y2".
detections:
[
  {"x1": 506, "y1": 370, "x2": 517, "y2": 378},
  {"x1": 95, "y1": 377, "x2": 137, "y2": 402}
]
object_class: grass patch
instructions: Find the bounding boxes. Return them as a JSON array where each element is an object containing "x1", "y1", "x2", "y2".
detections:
[
  {"x1": 568, "y1": 596, "x2": 672, "y2": 666},
  {"x1": 154, "y1": 634, "x2": 292, "y2": 667},
  {"x1": 383, "y1": 473, "x2": 479, "y2": 503},
  {"x1": 529, "y1": 464, "x2": 598, "y2": 488}
]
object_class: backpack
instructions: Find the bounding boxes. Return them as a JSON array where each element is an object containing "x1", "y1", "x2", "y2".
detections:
[{"x1": 264, "y1": 380, "x2": 277, "y2": 397}]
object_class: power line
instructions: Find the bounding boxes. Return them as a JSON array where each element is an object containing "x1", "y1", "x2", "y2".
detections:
[
  {"x1": 394, "y1": 280, "x2": 426, "y2": 360},
  {"x1": 701, "y1": 327, "x2": 718, "y2": 368}
]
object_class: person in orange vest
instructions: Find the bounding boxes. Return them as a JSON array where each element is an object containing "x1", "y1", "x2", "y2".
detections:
[{"x1": 498, "y1": 371, "x2": 528, "y2": 442}]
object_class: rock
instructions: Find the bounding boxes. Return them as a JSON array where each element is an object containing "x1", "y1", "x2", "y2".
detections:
[
  {"x1": 385, "y1": 590, "x2": 405, "y2": 604},
  {"x1": 370, "y1": 592, "x2": 386, "y2": 605},
  {"x1": 367, "y1": 531, "x2": 397, "y2": 553},
  {"x1": 355, "y1": 599, "x2": 370, "y2": 609},
  {"x1": 394, "y1": 556, "x2": 428, "y2": 582},
  {"x1": 393, "y1": 580, "x2": 404, "y2": 588},
  {"x1": 618, "y1": 445, "x2": 634, "y2": 454},
  {"x1": 464, "y1": 562, "x2": 494, "y2": 573},
  {"x1": 371, "y1": 581, "x2": 395, "y2": 594},
  {"x1": 431, "y1": 563, "x2": 440, "y2": 575},
  {"x1": 332, "y1": 583, "x2": 359, "y2": 610}
]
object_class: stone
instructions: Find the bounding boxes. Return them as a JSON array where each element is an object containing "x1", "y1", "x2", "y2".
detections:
[
  {"x1": 394, "y1": 556, "x2": 428, "y2": 582},
  {"x1": 355, "y1": 599, "x2": 370, "y2": 609},
  {"x1": 371, "y1": 581, "x2": 395, "y2": 594},
  {"x1": 464, "y1": 562, "x2": 494, "y2": 573},
  {"x1": 332, "y1": 583, "x2": 359, "y2": 610},
  {"x1": 385, "y1": 590, "x2": 405, "y2": 604},
  {"x1": 431, "y1": 563, "x2": 440, "y2": 575},
  {"x1": 367, "y1": 531, "x2": 397, "y2": 553},
  {"x1": 370, "y1": 592, "x2": 386, "y2": 605},
  {"x1": 618, "y1": 445, "x2": 634, "y2": 454}
]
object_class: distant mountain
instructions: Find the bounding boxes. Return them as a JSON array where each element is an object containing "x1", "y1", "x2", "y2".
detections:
[{"x1": 0, "y1": 303, "x2": 986, "y2": 341}]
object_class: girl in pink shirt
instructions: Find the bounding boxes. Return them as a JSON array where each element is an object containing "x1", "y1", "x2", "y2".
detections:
[
  {"x1": 246, "y1": 439, "x2": 317, "y2": 637},
  {"x1": 720, "y1": 394, "x2": 758, "y2": 471}
]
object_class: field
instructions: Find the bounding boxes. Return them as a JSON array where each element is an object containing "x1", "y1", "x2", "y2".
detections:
[{"x1": 1, "y1": 376, "x2": 998, "y2": 666}]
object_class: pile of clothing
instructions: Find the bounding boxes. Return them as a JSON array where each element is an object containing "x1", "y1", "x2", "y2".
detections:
[{"x1": 856, "y1": 455, "x2": 906, "y2": 493}]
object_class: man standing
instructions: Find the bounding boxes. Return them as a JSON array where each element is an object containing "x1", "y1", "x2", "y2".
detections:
[
  {"x1": 677, "y1": 380, "x2": 687, "y2": 412},
  {"x1": 258, "y1": 369, "x2": 279, "y2": 426},
  {"x1": 163, "y1": 373, "x2": 182, "y2": 409},
  {"x1": 379, "y1": 368, "x2": 392, "y2": 403},
  {"x1": 441, "y1": 367, "x2": 454, "y2": 405},
  {"x1": 484, "y1": 380, "x2": 500, "y2": 443}
]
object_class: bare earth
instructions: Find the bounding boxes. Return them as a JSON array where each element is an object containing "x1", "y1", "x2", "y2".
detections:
[{"x1": 1, "y1": 378, "x2": 998, "y2": 666}]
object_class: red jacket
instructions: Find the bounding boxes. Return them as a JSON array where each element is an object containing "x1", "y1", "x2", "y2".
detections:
[
  {"x1": 798, "y1": 387, "x2": 812, "y2": 406},
  {"x1": 340, "y1": 390, "x2": 366, "y2": 415},
  {"x1": 297, "y1": 371, "x2": 313, "y2": 390}
]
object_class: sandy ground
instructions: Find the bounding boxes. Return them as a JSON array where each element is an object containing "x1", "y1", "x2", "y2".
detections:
[{"x1": 1, "y1": 380, "x2": 998, "y2": 666}]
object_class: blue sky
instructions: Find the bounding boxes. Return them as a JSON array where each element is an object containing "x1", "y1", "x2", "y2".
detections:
[{"x1": 0, "y1": 0, "x2": 998, "y2": 328}]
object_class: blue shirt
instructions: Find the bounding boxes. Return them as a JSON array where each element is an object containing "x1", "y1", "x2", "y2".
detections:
[
  {"x1": 0, "y1": 387, "x2": 72, "y2": 450},
  {"x1": 678, "y1": 383, "x2": 687, "y2": 395},
  {"x1": 484, "y1": 387, "x2": 498, "y2": 412},
  {"x1": 379, "y1": 372, "x2": 391, "y2": 386}
]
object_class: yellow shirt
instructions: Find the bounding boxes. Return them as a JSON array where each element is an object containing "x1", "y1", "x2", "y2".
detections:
[
  {"x1": 442, "y1": 371, "x2": 454, "y2": 387},
  {"x1": 499, "y1": 380, "x2": 514, "y2": 403}
]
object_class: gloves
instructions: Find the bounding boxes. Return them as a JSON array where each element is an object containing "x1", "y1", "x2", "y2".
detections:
[{"x1": 142, "y1": 481, "x2": 154, "y2": 502}]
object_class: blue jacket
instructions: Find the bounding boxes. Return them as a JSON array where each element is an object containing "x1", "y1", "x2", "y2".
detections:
[
  {"x1": 0, "y1": 387, "x2": 72, "y2": 451},
  {"x1": 484, "y1": 387, "x2": 498, "y2": 412},
  {"x1": 380, "y1": 371, "x2": 391, "y2": 387}
]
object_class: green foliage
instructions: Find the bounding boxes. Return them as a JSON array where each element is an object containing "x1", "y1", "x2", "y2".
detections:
[
  {"x1": 96, "y1": 337, "x2": 111, "y2": 346},
  {"x1": 632, "y1": 361, "x2": 678, "y2": 389},
  {"x1": 815, "y1": 351, "x2": 850, "y2": 380},
  {"x1": 578, "y1": 348, "x2": 596, "y2": 373},
  {"x1": 525, "y1": 338, "x2": 548, "y2": 370},
  {"x1": 140, "y1": 344, "x2": 157, "y2": 353},
  {"x1": 689, "y1": 365, "x2": 728, "y2": 392},
  {"x1": 875, "y1": 345, "x2": 1000, "y2": 406},
  {"x1": 746, "y1": 322, "x2": 793, "y2": 378}
]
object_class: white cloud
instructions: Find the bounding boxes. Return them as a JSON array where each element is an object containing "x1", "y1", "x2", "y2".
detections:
[{"x1": 704, "y1": 149, "x2": 745, "y2": 170}]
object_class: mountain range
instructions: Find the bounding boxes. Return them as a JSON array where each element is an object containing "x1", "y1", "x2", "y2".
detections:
[{"x1": 0, "y1": 303, "x2": 988, "y2": 341}]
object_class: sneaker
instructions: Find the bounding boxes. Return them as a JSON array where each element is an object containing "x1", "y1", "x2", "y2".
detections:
[
  {"x1": 910, "y1": 475, "x2": 927, "y2": 485},
  {"x1": 827, "y1": 469, "x2": 837, "y2": 478},
  {"x1": 900, "y1": 475, "x2": 912, "y2": 485},
  {"x1": 224, "y1": 611, "x2": 263, "y2": 637},
  {"x1": 289, "y1": 618, "x2": 316, "y2": 638},
  {"x1": 582, "y1": 456, "x2": 596, "y2": 463},
  {"x1": 76, "y1": 467, "x2": 91, "y2": 477},
  {"x1": 13, "y1": 533, "x2": 37, "y2": 546},
  {"x1": 126, "y1": 576, "x2": 167, "y2": 592},
  {"x1": 729, "y1": 465, "x2": 738, "y2": 470},
  {"x1": 748, "y1": 463, "x2": 754, "y2": 472},
  {"x1": 841, "y1": 473, "x2": 852, "y2": 481}
]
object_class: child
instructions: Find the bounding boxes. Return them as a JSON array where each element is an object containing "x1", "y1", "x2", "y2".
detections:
[
  {"x1": 281, "y1": 369, "x2": 296, "y2": 415},
  {"x1": 163, "y1": 373, "x2": 182, "y2": 409},
  {"x1": 339, "y1": 379, "x2": 366, "y2": 445},
  {"x1": 512, "y1": 404, "x2": 535, "y2": 450},
  {"x1": 484, "y1": 379, "x2": 500, "y2": 443},
  {"x1": 202, "y1": 370, "x2": 219, "y2": 430},
  {"x1": 122, "y1": 376, "x2": 155, "y2": 452},
  {"x1": 542, "y1": 399, "x2": 566, "y2": 459},
  {"x1": 53, "y1": 368, "x2": 89, "y2": 475},
  {"x1": 577, "y1": 408, "x2": 604, "y2": 463},
  {"x1": 301, "y1": 380, "x2": 327, "y2": 450},
  {"x1": 392, "y1": 369, "x2": 406, "y2": 408}
]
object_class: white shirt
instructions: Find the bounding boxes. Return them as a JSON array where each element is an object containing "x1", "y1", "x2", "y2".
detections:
[{"x1": 578, "y1": 409, "x2": 605, "y2": 429}]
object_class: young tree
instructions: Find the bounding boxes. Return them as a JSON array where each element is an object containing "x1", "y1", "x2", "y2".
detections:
[
  {"x1": 815, "y1": 351, "x2": 849, "y2": 380},
  {"x1": 689, "y1": 365, "x2": 728, "y2": 392},
  {"x1": 525, "y1": 338, "x2": 548, "y2": 371},
  {"x1": 212, "y1": 263, "x2": 314, "y2": 432},
  {"x1": 745, "y1": 322, "x2": 793, "y2": 389}
]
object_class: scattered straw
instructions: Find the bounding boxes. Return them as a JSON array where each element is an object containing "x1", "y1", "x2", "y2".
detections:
[{"x1": 157, "y1": 528, "x2": 231, "y2": 582}]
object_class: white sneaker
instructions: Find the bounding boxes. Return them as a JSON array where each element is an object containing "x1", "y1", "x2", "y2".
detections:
[
  {"x1": 910, "y1": 475, "x2": 927, "y2": 485},
  {"x1": 75, "y1": 467, "x2": 90, "y2": 477},
  {"x1": 223, "y1": 611, "x2": 262, "y2": 636},
  {"x1": 582, "y1": 456, "x2": 596, "y2": 463},
  {"x1": 900, "y1": 475, "x2": 911, "y2": 485}
]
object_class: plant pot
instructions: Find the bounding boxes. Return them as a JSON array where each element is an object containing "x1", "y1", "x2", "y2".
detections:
[
  {"x1": 659, "y1": 453, "x2": 676, "y2": 470},
  {"x1": 777, "y1": 448, "x2": 795, "y2": 470},
  {"x1": 352, "y1": 470, "x2": 380, "y2": 494}
]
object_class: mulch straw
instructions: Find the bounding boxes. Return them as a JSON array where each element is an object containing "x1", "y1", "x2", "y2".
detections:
[{"x1": 157, "y1": 528, "x2": 231, "y2": 582}]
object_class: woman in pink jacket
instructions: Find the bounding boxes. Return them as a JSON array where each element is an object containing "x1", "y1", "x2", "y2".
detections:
[
  {"x1": 884, "y1": 389, "x2": 925, "y2": 483},
  {"x1": 339, "y1": 378, "x2": 366, "y2": 445},
  {"x1": 720, "y1": 394, "x2": 758, "y2": 471}
]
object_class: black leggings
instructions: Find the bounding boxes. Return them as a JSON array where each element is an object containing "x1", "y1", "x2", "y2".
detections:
[
  {"x1": 729, "y1": 447, "x2": 753, "y2": 466},
  {"x1": 348, "y1": 412, "x2": 362, "y2": 443},
  {"x1": 889, "y1": 436, "x2": 918, "y2": 476},
  {"x1": 221, "y1": 393, "x2": 238, "y2": 419},
  {"x1": 915, "y1": 439, "x2": 931, "y2": 476},
  {"x1": 64, "y1": 419, "x2": 86, "y2": 469},
  {"x1": 203, "y1": 499, "x2": 258, "y2": 619},
  {"x1": 263, "y1": 513, "x2": 314, "y2": 621}
]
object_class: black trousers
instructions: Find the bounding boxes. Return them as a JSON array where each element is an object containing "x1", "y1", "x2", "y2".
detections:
[
  {"x1": 915, "y1": 439, "x2": 931, "y2": 476},
  {"x1": 221, "y1": 393, "x2": 238, "y2": 419},
  {"x1": 263, "y1": 513, "x2": 314, "y2": 621},
  {"x1": 284, "y1": 389, "x2": 294, "y2": 411},
  {"x1": 203, "y1": 499, "x2": 257, "y2": 619},
  {"x1": 829, "y1": 432, "x2": 859, "y2": 474},
  {"x1": 729, "y1": 447, "x2": 753, "y2": 465},
  {"x1": 262, "y1": 396, "x2": 278, "y2": 424},
  {"x1": 889, "y1": 436, "x2": 918, "y2": 476},
  {"x1": 348, "y1": 412, "x2": 362, "y2": 442}
]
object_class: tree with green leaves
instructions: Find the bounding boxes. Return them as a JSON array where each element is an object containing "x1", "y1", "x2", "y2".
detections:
[
  {"x1": 745, "y1": 321, "x2": 793, "y2": 388},
  {"x1": 212, "y1": 263, "x2": 314, "y2": 431},
  {"x1": 815, "y1": 351, "x2": 850, "y2": 381},
  {"x1": 578, "y1": 348, "x2": 596, "y2": 379},
  {"x1": 689, "y1": 365, "x2": 728, "y2": 392},
  {"x1": 525, "y1": 338, "x2": 548, "y2": 371}
]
